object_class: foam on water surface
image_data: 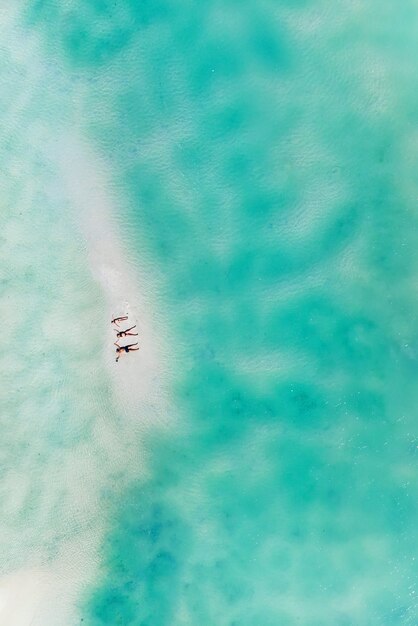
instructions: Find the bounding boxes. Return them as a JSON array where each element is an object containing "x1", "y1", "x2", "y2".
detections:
[{"x1": 1, "y1": 1, "x2": 418, "y2": 625}]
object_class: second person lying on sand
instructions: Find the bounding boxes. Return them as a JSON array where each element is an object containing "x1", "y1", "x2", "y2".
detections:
[{"x1": 114, "y1": 324, "x2": 138, "y2": 338}]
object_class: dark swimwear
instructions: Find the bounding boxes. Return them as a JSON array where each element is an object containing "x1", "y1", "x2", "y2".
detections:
[{"x1": 116, "y1": 342, "x2": 138, "y2": 353}]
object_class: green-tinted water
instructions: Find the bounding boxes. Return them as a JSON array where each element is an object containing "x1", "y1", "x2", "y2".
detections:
[{"x1": 2, "y1": 1, "x2": 418, "y2": 624}]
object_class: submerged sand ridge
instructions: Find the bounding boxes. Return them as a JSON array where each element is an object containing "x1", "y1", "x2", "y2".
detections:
[
  {"x1": 0, "y1": 134, "x2": 175, "y2": 626},
  {"x1": 0, "y1": 5, "x2": 172, "y2": 625},
  {"x1": 0, "y1": 20, "x2": 174, "y2": 617}
]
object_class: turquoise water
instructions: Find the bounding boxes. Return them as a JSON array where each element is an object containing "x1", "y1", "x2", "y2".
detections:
[{"x1": 2, "y1": 1, "x2": 418, "y2": 624}]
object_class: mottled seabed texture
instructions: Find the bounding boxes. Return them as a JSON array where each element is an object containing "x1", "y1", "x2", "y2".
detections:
[{"x1": 1, "y1": 1, "x2": 418, "y2": 625}]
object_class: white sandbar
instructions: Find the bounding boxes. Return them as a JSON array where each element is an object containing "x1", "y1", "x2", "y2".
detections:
[{"x1": 52, "y1": 134, "x2": 174, "y2": 432}]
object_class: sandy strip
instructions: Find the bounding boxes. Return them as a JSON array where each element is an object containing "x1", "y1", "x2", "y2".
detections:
[
  {"x1": 0, "y1": 135, "x2": 176, "y2": 626},
  {"x1": 0, "y1": 568, "x2": 46, "y2": 626},
  {"x1": 1, "y1": 5, "x2": 175, "y2": 623},
  {"x1": 0, "y1": 532, "x2": 99, "y2": 626},
  {"x1": 51, "y1": 133, "x2": 175, "y2": 432}
]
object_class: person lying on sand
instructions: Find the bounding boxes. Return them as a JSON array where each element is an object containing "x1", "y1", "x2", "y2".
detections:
[
  {"x1": 114, "y1": 324, "x2": 138, "y2": 338},
  {"x1": 111, "y1": 315, "x2": 128, "y2": 327},
  {"x1": 114, "y1": 341, "x2": 139, "y2": 362}
]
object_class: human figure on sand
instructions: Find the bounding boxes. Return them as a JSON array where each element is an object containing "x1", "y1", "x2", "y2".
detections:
[
  {"x1": 114, "y1": 341, "x2": 139, "y2": 362},
  {"x1": 114, "y1": 324, "x2": 138, "y2": 338},
  {"x1": 111, "y1": 315, "x2": 139, "y2": 362},
  {"x1": 111, "y1": 315, "x2": 128, "y2": 327}
]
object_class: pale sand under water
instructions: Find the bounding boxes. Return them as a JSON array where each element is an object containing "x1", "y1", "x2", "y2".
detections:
[
  {"x1": 0, "y1": 533, "x2": 98, "y2": 626},
  {"x1": 0, "y1": 135, "x2": 174, "y2": 625}
]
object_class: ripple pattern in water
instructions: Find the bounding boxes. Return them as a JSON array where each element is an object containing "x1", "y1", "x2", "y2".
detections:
[{"x1": 5, "y1": 1, "x2": 418, "y2": 624}]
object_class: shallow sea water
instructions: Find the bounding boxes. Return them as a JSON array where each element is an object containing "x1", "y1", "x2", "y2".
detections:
[{"x1": 1, "y1": 1, "x2": 418, "y2": 624}]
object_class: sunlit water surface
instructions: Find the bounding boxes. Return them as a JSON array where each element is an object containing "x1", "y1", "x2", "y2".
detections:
[{"x1": 1, "y1": 2, "x2": 418, "y2": 625}]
